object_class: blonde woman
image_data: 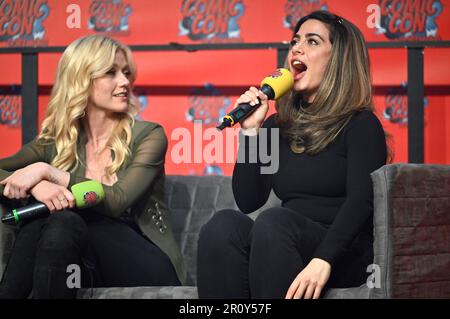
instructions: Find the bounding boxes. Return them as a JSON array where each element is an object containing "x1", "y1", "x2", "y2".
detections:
[
  {"x1": 197, "y1": 11, "x2": 389, "y2": 299},
  {"x1": 0, "y1": 35, "x2": 185, "y2": 298}
]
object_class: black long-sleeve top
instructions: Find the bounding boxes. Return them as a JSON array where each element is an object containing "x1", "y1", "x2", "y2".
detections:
[{"x1": 232, "y1": 110, "x2": 387, "y2": 266}]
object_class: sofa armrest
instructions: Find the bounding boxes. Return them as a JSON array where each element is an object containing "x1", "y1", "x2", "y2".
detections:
[{"x1": 370, "y1": 164, "x2": 450, "y2": 298}]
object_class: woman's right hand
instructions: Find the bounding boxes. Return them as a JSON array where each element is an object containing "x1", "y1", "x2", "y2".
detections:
[
  {"x1": 30, "y1": 180, "x2": 75, "y2": 213},
  {"x1": 236, "y1": 86, "x2": 270, "y2": 130},
  {"x1": 0, "y1": 162, "x2": 50, "y2": 199}
]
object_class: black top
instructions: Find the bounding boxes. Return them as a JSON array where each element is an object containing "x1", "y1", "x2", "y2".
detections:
[{"x1": 232, "y1": 110, "x2": 387, "y2": 265}]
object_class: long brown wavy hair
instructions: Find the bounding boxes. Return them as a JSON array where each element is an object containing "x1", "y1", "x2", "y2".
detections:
[
  {"x1": 277, "y1": 11, "x2": 380, "y2": 156},
  {"x1": 38, "y1": 35, "x2": 139, "y2": 175}
]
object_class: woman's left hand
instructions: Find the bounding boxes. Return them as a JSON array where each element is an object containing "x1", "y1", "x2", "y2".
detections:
[
  {"x1": 0, "y1": 162, "x2": 50, "y2": 199},
  {"x1": 285, "y1": 258, "x2": 331, "y2": 299},
  {"x1": 30, "y1": 180, "x2": 75, "y2": 212}
]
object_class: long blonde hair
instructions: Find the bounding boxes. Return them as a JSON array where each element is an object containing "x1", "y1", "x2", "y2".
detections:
[
  {"x1": 277, "y1": 11, "x2": 374, "y2": 155},
  {"x1": 39, "y1": 35, "x2": 138, "y2": 175}
]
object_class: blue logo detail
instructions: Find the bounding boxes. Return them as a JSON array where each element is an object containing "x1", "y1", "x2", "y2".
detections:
[
  {"x1": 134, "y1": 95, "x2": 148, "y2": 121},
  {"x1": 203, "y1": 165, "x2": 224, "y2": 175}
]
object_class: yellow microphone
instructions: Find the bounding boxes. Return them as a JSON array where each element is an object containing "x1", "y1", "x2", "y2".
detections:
[{"x1": 217, "y1": 68, "x2": 294, "y2": 130}]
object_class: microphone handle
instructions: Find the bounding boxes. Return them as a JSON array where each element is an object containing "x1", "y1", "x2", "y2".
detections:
[
  {"x1": 217, "y1": 84, "x2": 275, "y2": 130},
  {"x1": 231, "y1": 101, "x2": 260, "y2": 122},
  {"x1": 217, "y1": 102, "x2": 258, "y2": 131},
  {"x1": 1, "y1": 202, "x2": 49, "y2": 225}
]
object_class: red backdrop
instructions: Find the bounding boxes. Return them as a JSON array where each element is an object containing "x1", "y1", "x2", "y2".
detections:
[{"x1": 1, "y1": 0, "x2": 449, "y2": 175}]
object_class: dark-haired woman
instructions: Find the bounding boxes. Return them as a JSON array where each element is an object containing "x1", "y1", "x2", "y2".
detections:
[{"x1": 197, "y1": 11, "x2": 388, "y2": 299}]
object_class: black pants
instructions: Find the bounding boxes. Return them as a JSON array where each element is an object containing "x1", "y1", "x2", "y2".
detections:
[
  {"x1": 0, "y1": 210, "x2": 180, "y2": 299},
  {"x1": 197, "y1": 208, "x2": 372, "y2": 299}
]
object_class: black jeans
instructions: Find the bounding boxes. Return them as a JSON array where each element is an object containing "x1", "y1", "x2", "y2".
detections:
[
  {"x1": 197, "y1": 208, "x2": 372, "y2": 299},
  {"x1": 0, "y1": 210, "x2": 180, "y2": 299}
]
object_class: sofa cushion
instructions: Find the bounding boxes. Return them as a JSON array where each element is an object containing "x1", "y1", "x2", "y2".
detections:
[
  {"x1": 78, "y1": 286, "x2": 198, "y2": 299},
  {"x1": 165, "y1": 175, "x2": 281, "y2": 285}
]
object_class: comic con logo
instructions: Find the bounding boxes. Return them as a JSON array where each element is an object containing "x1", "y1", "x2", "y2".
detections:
[
  {"x1": 88, "y1": 0, "x2": 132, "y2": 34},
  {"x1": 186, "y1": 83, "x2": 230, "y2": 126},
  {"x1": 377, "y1": 0, "x2": 443, "y2": 40},
  {"x1": 383, "y1": 83, "x2": 428, "y2": 124},
  {"x1": 284, "y1": 0, "x2": 328, "y2": 30},
  {"x1": 179, "y1": 0, "x2": 244, "y2": 41},
  {"x1": 0, "y1": 0, "x2": 49, "y2": 46},
  {"x1": 0, "y1": 95, "x2": 21, "y2": 127}
]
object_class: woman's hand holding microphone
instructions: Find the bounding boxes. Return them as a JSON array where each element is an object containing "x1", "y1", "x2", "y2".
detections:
[{"x1": 236, "y1": 87, "x2": 270, "y2": 135}]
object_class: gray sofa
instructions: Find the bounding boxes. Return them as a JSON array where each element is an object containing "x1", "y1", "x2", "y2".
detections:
[{"x1": 1, "y1": 163, "x2": 449, "y2": 298}]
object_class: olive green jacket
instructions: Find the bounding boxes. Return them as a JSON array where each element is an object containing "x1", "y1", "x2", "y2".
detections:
[{"x1": 0, "y1": 121, "x2": 186, "y2": 285}]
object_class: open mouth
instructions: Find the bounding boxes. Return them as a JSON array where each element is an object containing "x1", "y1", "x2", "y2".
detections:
[{"x1": 291, "y1": 60, "x2": 307, "y2": 80}]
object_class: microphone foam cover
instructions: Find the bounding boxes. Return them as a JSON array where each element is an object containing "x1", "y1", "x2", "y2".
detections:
[
  {"x1": 71, "y1": 180, "x2": 105, "y2": 209},
  {"x1": 260, "y1": 68, "x2": 294, "y2": 100}
]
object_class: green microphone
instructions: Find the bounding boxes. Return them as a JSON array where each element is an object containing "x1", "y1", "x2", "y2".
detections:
[
  {"x1": 71, "y1": 180, "x2": 105, "y2": 209},
  {"x1": 1, "y1": 180, "x2": 105, "y2": 225}
]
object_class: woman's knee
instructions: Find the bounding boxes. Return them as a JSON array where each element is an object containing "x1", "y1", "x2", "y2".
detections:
[
  {"x1": 38, "y1": 210, "x2": 88, "y2": 250},
  {"x1": 198, "y1": 209, "x2": 253, "y2": 246},
  {"x1": 254, "y1": 207, "x2": 291, "y2": 228},
  {"x1": 252, "y1": 207, "x2": 301, "y2": 240},
  {"x1": 46, "y1": 210, "x2": 87, "y2": 231}
]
